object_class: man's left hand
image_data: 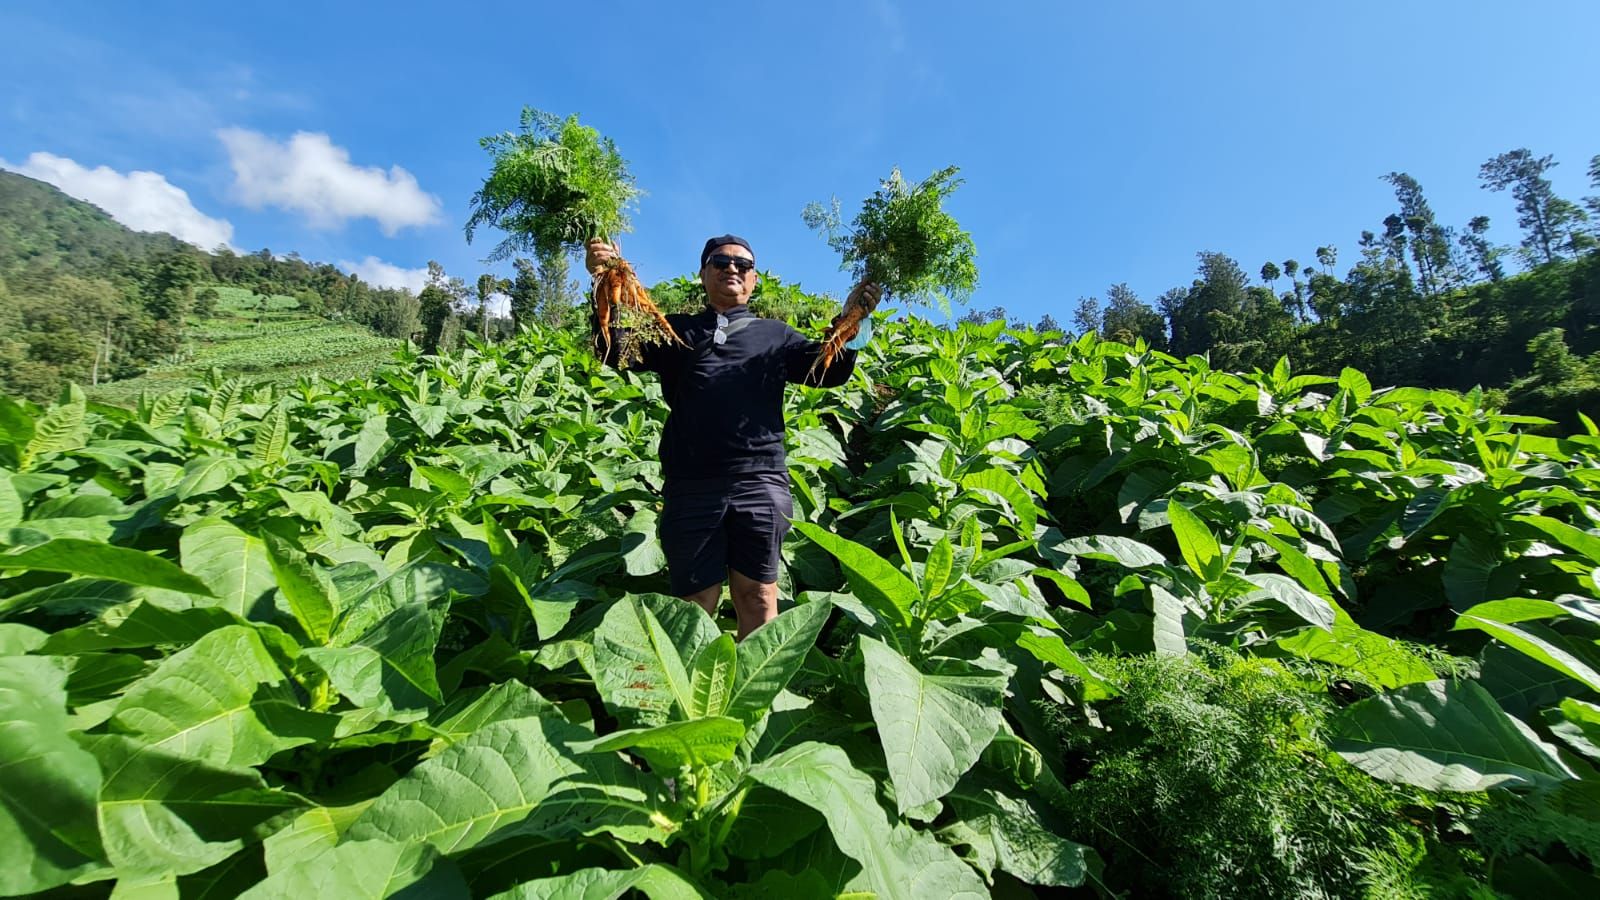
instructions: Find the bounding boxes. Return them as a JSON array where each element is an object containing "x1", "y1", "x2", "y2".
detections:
[{"x1": 847, "y1": 281, "x2": 883, "y2": 313}]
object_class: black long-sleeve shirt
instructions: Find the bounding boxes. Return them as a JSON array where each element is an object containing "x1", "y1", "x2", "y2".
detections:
[{"x1": 594, "y1": 305, "x2": 857, "y2": 481}]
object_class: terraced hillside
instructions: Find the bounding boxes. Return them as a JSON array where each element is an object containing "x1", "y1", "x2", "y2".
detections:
[{"x1": 88, "y1": 285, "x2": 404, "y2": 406}]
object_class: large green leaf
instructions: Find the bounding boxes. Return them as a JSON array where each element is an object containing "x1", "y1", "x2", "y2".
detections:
[
  {"x1": 81, "y1": 733, "x2": 305, "y2": 878},
  {"x1": 0, "y1": 539, "x2": 214, "y2": 596},
  {"x1": 1332, "y1": 679, "x2": 1575, "y2": 791},
  {"x1": 591, "y1": 594, "x2": 715, "y2": 727},
  {"x1": 1547, "y1": 699, "x2": 1600, "y2": 761},
  {"x1": 959, "y1": 468, "x2": 1038, "y2": 537},
  {"x1": 351, "y1": 414, "x2": 394, "y2": 476},
  {"x1": 860, "y1": 637, "x2": 1006, "y2": 813},
  {"x1": 724, "y1": 600, "x2": 831, "y2": 726},
  {"x1": 260, "y1": 804, "x2": 369, "y2": 875},
  {"x1": 488, "y1": 864, "x2": 708, "y2": 900},
  {"x1": 0, "y1": 655, "x2": 106, "y2": 895},
  {"x1": 1241, "y1": 572, "x2": 1335, "y2": 632},
  {"x1": 792, "y1": 522, "x2": 918, "y2": 631},
  {"x1": 175, "y1": 456, "x2": 253, "y2": 501},
  {"x1": 687, "y1": 634, "x2": 736, "y2": 719},
  {"x1": 1166, "y1": 500, "x2": 1221, "y2": 582},
  {"x1": 1046, "y1": 534, "x2": 1167, "y2": 569},
  {"x1": 239, "y1": 839, "x2": 467, "y2": 899},
  {"x1": 749, "y1": 742, "x2": 988, "y2": 900},
  {"x1": 621, "y1": 508, "x2": 668, "y2": 576},
  {"x1": 109, "y1": 625, "x2": 337, "y2": 767},
  {"x1": 1514, "y1": 514, "x2": 1600, "y2": 565},
  {"x1": 939, "y1": 785, "x2": 1098, "y2": 887},
  {"x1": 569, "y1": 716, "x2": 745, "y2": 770},
  {"x1": 303, "y1": 602, "x2": 444, "y2": 716},
  {"x1": 426, "y1": 682, "x2": 554, "y2": 756},
  {"x1": 176, "y1": 518, "x2": 279, "y2": 620},
  {"x1": 1454, "y1": 613, "x2": 1600, "y2": 693},
  {"x1": 263, "y1": 534, "x2": 337, "y2": 646},
  {"x1": 347, "y1": 715, "x2": 676, "y2": 854}
]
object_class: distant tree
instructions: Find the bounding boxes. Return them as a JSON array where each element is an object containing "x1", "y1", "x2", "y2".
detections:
[
  {"x1": 508, "y1": 258, "x2": 539, "y2": 331},
  {"x1": 1528, "y1": 327, "x2": 1580, "y2": 384},
  {"x1": 1459, "y1": 216, "x2": 1506, "y2": 283},
  {"x1": 534, "y1": 247, "x2": 582, "y2": 328},
  {"x1": 957, "y1": 305, "x2": 1008, "y2": 326},
  {"x1": 1587, "y1": 154, "x2": 1600, "y2": 222},
  {"x1": 1315, "y1": 245, "x2": 1338, "y2": 275},
  {"x1": 139, "y1": 250, "x2": 206, "y2": 323},
  {"x1": 1282, "y1": 259, "x2": 1306, "y2": 321},
  {"x1": 1035, "y1": 313, "x2": 1063, "y2": 334},
  {"x1": 1479, "y1": 149, "x2": 1587, "y2": 265},
  {"x1": 194, "y1": 287, "x2": 220, "y2": 318},
  {"x1": 1164, "y1": 252, "x2": 1249, "y2": 357},
  {"x1": 474, "y1": 273, "x2": 507, "y2": 341},
  {"x1": 1102, "y1": 283, "x2": 1166, "y2": 347},
  {"x1": 418, "y1": 284, "x2": 452, "y2": 352},
  {"x1": 368, "y1": 289, "x2": 421, "y2": 339},
  {"x1": 1260, "y1": 261, "x2": 1281, "y2": 292},
  {"x1": 1072, "y1": 297, "x2": 1102, "y2": 336},
  {"x1": 418, "y1": 260, "x2": 457, "y2": 352},
  {"x1": 1382, "y1": 172, "x2": 1458, "y2": 296}
]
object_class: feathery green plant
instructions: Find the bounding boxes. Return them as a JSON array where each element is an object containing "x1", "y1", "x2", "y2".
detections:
[{"x1": 465, "y1": 107, "x2": 640, "y2": 261}]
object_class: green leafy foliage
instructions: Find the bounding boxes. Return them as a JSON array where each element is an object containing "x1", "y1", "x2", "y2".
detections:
[
  {"x1": 803, "y1": 165, "x2": 978, "y2": 307},
  {"x1": 466, "y1": 107, "x2": 640, "y2": 260},
  {"x1": 1, "y1": 307, "x2": 1597, "y2": 895}
]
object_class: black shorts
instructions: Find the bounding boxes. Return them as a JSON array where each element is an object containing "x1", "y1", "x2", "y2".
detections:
[{"x1": 660, "y1": 472, "x2": 794, "y2": 595}]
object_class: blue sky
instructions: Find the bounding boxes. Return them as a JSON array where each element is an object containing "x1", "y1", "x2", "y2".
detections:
[{"x1": 3, "y1": 1, "x2": 1596, "y2": 324}]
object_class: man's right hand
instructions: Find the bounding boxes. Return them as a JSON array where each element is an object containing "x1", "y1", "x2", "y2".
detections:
[{"x1": 585, "y1": 239, "x2": 618, "y2": 277}]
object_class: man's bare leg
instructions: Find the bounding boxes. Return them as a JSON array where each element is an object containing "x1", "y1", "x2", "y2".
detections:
[
  {"x1": 683, "y1": 583, "x2": 722, "y2": 620},
  {"x1": 728, "y1": 568, "x2": 778, "y2": 641}
]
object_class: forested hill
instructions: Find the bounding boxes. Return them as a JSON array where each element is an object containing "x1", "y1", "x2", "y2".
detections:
[{"x1": 0, "y1": 170, "x2": 189, "y2": 275}]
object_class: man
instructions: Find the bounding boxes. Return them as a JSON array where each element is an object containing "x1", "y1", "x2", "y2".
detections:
[{"x1": 586, "y1": 235, "x2": 879, "y2": 639}]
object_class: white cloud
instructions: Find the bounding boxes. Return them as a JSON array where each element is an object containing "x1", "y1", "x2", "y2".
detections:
[
  {"x1": 1, "y1": 151, "x2": 234, "y2": 249},
  {"x1": 339, "y1": 256, "x2": 428, "y2": 293},
  {"x1": 219, "y1": 128, "x2": 442, "y2": 234}
]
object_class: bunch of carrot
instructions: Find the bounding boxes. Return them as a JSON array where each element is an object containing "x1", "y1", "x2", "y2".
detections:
[
  {"x1": 466, "y1": 107, "x2": 681, "y2": 361},
  {"x1": 591, "y1": 255, "x2": 684, "y2": 365},
  {"x1": 803, "y1": 165, "x2": 979, "y2": 377}
]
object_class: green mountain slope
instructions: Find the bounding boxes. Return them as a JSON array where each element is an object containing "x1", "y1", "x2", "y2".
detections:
[{"x1": 0, "y1": 170, "x2": 188, "y2": 276}]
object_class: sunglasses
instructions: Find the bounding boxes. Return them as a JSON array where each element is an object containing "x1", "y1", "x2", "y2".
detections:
[{"x1": 707, "y1": 254, "x2": 755, "y2": 274}]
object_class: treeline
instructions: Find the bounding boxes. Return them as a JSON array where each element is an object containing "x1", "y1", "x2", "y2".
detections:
[{"x1": 977, "y1": 148, "x2": 1600, "y2": 426}]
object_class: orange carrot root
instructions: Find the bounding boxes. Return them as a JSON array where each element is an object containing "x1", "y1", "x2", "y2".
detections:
[
  {"x1": 590, "y1": 255, "x2": 685, "y2": 364},
  {"x1": 808, "y1": 302, "x2": 867, "y2": 382}
]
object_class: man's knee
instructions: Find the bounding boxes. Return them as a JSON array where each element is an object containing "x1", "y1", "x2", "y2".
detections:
[{"x1": 683, "y1": 583, "x2": 722, "y2": 616}]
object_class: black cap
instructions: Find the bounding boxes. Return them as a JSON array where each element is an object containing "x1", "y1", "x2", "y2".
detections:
[{"x1": 700, "y1": 234, "x2": 754, "y2": 268}]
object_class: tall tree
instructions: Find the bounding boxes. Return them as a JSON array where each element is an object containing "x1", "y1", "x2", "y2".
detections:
[
  {"x1": 474, "y1": 273, "x2": 508, "y2": 342},
  {"x1": 1260, "y1": 261, "x2": 1281, "y2": 293},
  {"x1": 534, "y1": 246, "x2": 581, "y2": 328},
  {"x1": 508, "y1": 258, "x2": 539, "y2": 332},
  {"x1": 1072, "y1": 297, "x2": 1102, "y2": 337},
  {"x1": 1164, "y1": 252, "x2": 1249, "y2": 357},
  {"x1": 1282, "y1": 259, "x2": 1306, "y2": 321},
  {"x1": 418, "y1": 260, "x2": 463, "y2": 353},
  {"x1": 1587, "y1": 154, "x2": 1600, "y2": 222},
  {"x1": 1101, "y1": 283, "x2": 1166, "y2": 347},
  {"x1": 1382, "y1": 172, "x2": 1457, "y2": 296},
  {"x1": 1315, "y1": 245, "x2": 1338, "y2": 275},
  {"x1": 1458, "y1": 215, "x2": 1506, "y2": 283},
  {"x1": 1479, "y1": 149, "x2": 1587, "y2": 265}
]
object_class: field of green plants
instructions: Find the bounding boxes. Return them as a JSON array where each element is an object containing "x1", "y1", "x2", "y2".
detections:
[
  {"x1": 88, "y1": 286, "x2": 401, "y2": 407},
  {"x1": 3, "y1": 315, "x2": 1599, "y2": 898}
]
